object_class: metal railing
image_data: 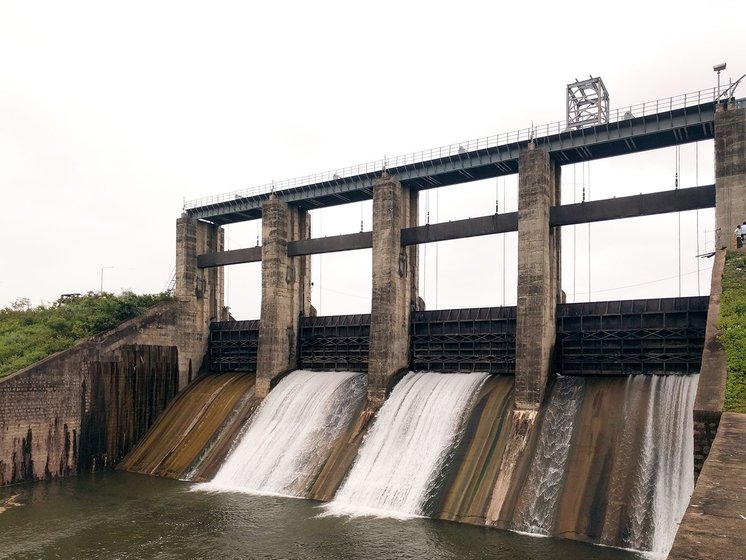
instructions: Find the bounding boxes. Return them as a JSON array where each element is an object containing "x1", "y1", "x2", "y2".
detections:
[{"x1": 184, "y1": 85, "x2": 734, "y2": 210}]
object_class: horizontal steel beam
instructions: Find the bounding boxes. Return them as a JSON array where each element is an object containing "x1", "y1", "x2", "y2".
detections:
[
  {"x1": 401, "y1": 213, "x2": 518, "y2": 246},
  {"x1": 550, "y1": 184, "x2": 715, "y2": 227},
  {"x1": 288, "y1": 231, "x2": 372, "y2": 257},
  {"x1": 196, "y1": 185, "x2": 715, "y2": 267},
  {"x1": 197, "y1": 246, "x2": 262, "y2": 268}
]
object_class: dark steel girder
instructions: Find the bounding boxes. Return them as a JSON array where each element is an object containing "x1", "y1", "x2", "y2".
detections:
[
  {"x1": 196, "y1": 184, "x2": 715, "y2": 267},
  {"x1": 187, "y1": 102, "x2": 718, "y2": 225}
]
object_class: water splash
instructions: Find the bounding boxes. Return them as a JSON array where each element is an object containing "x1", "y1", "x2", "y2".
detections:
[
  {"x1": 324, "y1": 371, "x2": 489, "y2": 518},
  {"x1": 512, "y1": 376, "x2": 584, "y2": 534},
  {"x1": 197, "y1": 370, "x2": 366, "y2": 498}
]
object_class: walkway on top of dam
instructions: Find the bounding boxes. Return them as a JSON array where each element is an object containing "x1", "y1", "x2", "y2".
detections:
[
  {"x1": 184, "y1": 88, "x2": 743, "y2": 226},
  {"x1": 668, "y1": 412, "x2": 746, "y2": 560}
]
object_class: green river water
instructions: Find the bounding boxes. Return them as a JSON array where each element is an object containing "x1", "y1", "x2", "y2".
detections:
[{"x1": 0, "y1": 472, "x2": 647, "y2": 560}]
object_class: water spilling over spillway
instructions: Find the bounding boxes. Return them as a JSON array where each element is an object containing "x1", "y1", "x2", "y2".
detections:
[
  {"x1": 198, "y1": 370, "x2": 366, "y2": 497},
  {"x1": 324, "y1": 371, "x2": 489, "y2": 518},
  {"x1": 450, "y1": 374, "x2": 697, "y2": 556},
  {"x1": 128, "y1": 368, "x2": 697, "y2": 555}
]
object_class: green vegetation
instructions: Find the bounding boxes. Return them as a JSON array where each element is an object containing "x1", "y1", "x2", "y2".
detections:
[
  {"x1": 0, "y1": 291, "x2": 172, "y2": 378},
  {"x1": 720, "y1": 252, "x2": 746, "y2": 413}
]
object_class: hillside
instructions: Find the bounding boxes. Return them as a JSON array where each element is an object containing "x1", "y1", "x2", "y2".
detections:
[
  {"x1": 721, "y1": 252, "x2": 746, "y2": 413},
  {"x1": 0, "y1": 291, "x2": 172, "y2": 378}
]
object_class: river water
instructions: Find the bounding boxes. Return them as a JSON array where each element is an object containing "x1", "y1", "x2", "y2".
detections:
[{"x1": 0, "y1": 472, "x2": 647, "y2": 560}]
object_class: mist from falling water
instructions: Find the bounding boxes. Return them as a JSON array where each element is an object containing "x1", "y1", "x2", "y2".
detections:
[{"x1": 323, "y1": 371, "x2": 489, "y2": 519}]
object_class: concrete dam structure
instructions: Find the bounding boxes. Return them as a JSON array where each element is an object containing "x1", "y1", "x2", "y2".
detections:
[{"x1": 2, "y1": 84, "x2": 745, "y2": 557}]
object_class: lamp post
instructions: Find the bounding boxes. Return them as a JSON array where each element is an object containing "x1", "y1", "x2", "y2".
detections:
[
  {"x1": 100, "y1": 266, "x2": 114, "y2": 293},
  {"x1": 714, "y1": 62, "x2": 727, "y2": 96}
]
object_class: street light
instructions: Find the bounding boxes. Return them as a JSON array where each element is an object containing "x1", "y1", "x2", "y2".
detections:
[
  {"x1": 100, "y1": 266, "x2": 114, "y2": 292},
  {"x1": 714, "y1": 62, "x2": 727, "y2": 94}
]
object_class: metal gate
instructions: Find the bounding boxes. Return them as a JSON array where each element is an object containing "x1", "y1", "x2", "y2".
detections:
[
  {"x1": 556, "y1": 296, "x2": 708, "y2": 375},
  {"x1": 208, "y1": 320, "x2": 259, "y2": 372},
  {"x1": 411, "y1": 307, "x2": 517, "y2": 374}
]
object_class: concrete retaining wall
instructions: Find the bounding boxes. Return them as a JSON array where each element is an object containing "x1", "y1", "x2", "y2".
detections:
[{"x1": 0, "y1": 303, "x2": 190, "y2": 486}]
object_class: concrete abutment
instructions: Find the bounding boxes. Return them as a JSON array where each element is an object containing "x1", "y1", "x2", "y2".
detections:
[{"x1": 175, "y1": 215, "x2": 227, "y2": 387}]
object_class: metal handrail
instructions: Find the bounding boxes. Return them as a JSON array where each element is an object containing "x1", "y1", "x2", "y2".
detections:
[{"x1": 184, "y1": 85, "x2": 734, "y2": 210}]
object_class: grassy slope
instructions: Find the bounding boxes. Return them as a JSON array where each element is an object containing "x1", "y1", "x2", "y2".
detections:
[
  {"x1": 720, "y1": 252, "x2": 746, "y2": 413},
  {"x1": 0, "y1": 291, "x2": 172, "y2": 378}
]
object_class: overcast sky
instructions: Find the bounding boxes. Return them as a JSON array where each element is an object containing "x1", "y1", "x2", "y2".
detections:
[{"x1": 1, "y1": 1, "x2": 743, "y2": 318}]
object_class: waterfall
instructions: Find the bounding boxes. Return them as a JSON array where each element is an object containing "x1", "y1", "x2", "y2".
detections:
[
  {"x1": 506, "y1": 374, "x2": 697, "y2": 556},
  {"x1": 197, "y1": 370, "x2": 366, "y2": 498},
  {"x1": 324, "y1": 371, "x2": 489, "y2": 518},
  {"x1": 511, "y1": 376, "x2": 584, "y2": 534},
  {"x1": 631, "y1": 374, "x2": 697, "y2": 554}
]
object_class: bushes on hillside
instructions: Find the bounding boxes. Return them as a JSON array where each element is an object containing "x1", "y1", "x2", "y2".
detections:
[
  {"x1": 0, "y1": 291, "x2": 172, "y2": 378},
  {"x1": 720, "y1": 253, "x2": 746, "y2": 413}
]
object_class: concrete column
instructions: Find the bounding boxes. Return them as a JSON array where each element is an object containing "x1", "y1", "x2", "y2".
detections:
[
  {"x1": 714, "y1": 104, "x2": 746, "y2": 250},
  {"x1": 175, "y1": 215, "x2": 226, "y2": 387},
  {"x1": 368, "y1": 173, "x2": 417, "y2": 408},
  {"x1": 514, "y1": 145, "x2": 560, "y2": 410},
  {"x1": 256, "y1": 196, "x2": 311, "y2": 398}
]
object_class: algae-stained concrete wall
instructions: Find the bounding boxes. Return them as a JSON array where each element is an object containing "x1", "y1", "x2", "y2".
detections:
[
  {"x1": 120, "y1": 372, "x2": 259, "y2": 481},
  {"x1": 0, "y1": 302, "x2": 193, "y2": 486}
]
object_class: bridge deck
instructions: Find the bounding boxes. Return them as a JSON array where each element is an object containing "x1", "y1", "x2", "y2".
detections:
[{"x1": 186, "y1": 90, "x2": 731, "y2": 225}]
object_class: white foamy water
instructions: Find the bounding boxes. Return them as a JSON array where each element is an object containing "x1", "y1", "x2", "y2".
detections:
[
  {"x1": 639, "y1": 374, "x2": 697, "y2": 555},
  {"x1": 324, "y1": 371, "x2": 489, "y2": 518},
  {"x1": 512, "y1": 376, "x2": 585, "y2": 534},
  {"x1": 197, "y1": 370, "x2": 366, "y2": 498}
]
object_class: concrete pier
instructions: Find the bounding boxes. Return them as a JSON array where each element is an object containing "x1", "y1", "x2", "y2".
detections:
[
  {"x1": 514, "y1": 145, "x2": 561, "y2": 410},
  {"x1": 714, "y1": 103, "x2": 746, "y2": 250},
  {"x1": 256, "y1": 196, "x2": 311, "y2": 398},
  {"x1": 175, "y1": 215, "x2": 226, "y2": 386},
  {"x1": 367, "y1": 173, "x2": 418, "y2": 408}
]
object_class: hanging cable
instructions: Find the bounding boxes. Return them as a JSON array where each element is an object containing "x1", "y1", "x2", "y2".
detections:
[
  {"x1": 495, "y1": 177, "x2": 499, "y2": 214},
  {"x1": 319, "y1": 209, "x2": 323, "y2": 314},
  {"x1": 676, "y1": 145, "x2": 682, "y2": 297},
  {"x1": 587, "y1": 162, "x2": 591, "y2": 301},
  {"x1": 694, "y1": 142, "x2": 702, "y2": 296},
  {"x1": 435, "y1": 189, "x2": 439, "y2": 309},
  {"x1": 423, "y1": 191, "x2": 430, "y2": 303},
  {"x1": 573, "y1": 164, "x2": 577, "y2": 302},
  {"x1": 502, "y1": 177, "x2": 506, "y2": 306}
]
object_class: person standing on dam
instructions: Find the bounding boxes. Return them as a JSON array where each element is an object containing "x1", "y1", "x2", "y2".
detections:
[{"x1": 736, "y1": 223, "x2": 745, "y2": 249}]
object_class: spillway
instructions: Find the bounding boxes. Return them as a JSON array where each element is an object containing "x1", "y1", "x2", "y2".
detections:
[
  {"x1": 200, "y1": 370, "x2": 366, "y2": 498},
  {"x1": 500, "y1": 374, "x2": 697, "y2": 555},
  {"x1": 325, "y1": 371, "x2": 489, "y2": 518}
]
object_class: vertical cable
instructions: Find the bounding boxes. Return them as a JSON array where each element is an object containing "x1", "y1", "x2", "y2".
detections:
[
  {"x1": 319, "y1": 209, "x2": 323, "y2": 314},
  {"x1": 573, "y1": 164, "x2": 577, "y2": 302},
  {"x1": 225, "y1": 226, "x2": 230, "y2": 313},
  {"x1": 587, "y1": 162, "x2": 591, "y2": 301},
  {"x1": 502, "y1": 177, "x2": 506, "y2": 306},
  {"x1": 694, "y1": 142, "x2": 702, "y2": 296},
  {"x1": 423, "y1": 192, "x2": 427, "y2": 304},
  {"x1": 435, "y1": 189, "x2": 439, "y2": 309},
  {"x1": 676, "y1": 146, "x2": 682, "y2": 297}
]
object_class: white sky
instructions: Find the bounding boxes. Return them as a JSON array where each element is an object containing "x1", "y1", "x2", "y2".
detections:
[{"x1": 1, "y1": 1, "x2": 743, "y2": 318}]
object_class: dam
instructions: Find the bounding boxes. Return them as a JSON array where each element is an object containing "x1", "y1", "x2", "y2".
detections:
[{"x1": 1, "y1": 79, "x2": 745, "y2": 559}]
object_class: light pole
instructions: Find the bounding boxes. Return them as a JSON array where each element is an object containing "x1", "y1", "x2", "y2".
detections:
[
  {"x1": 100, "y1": 266, "x2": 114, "y2": 293},
  {"x1": 714, "y1": 62, "x2": 727, "y2": 96}
]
